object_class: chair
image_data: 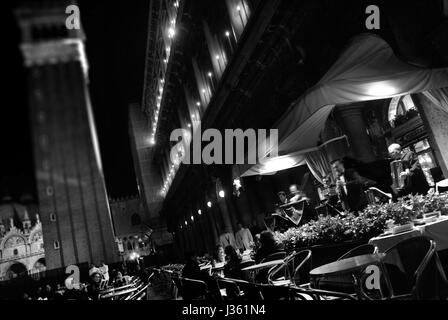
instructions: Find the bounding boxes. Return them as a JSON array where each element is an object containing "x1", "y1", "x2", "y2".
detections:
[
  {"x1": 364, "y1": 236, "x2": 448, "y2": 300},
  {"x1": 337, "y1": 244, "x2": 377, "y2": 261},
  {"x1": 224, "y1": 278, "x2": 264, "y2": 301},
  {"x1": 126, "y1": 282, "x2": 150, "y2": 300},
  {"x1": 181, "y1": 278, "x2": 209, "y2": 300},
  {"x1": 267, "y1": 250, "x2": 312, "y2": 286},
  {"x1": 290, "y1": 285, "x2": 357, "y2": 300},
  {"x1": 217, "y1": 278, "x2": 242, "y2": 300},
  {"x1": 258, "y1": 284, "x2": 294, "y2": 300},
  {"x1": 260, "y1": 251, "x2": 287, "y2": 263},
  {"x1": 172, "y1": 276, "x2": 183, "y2": 299}
]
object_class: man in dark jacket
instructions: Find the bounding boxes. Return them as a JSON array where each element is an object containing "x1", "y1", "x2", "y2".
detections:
[
  {"x1": 331, "y1": 159, "x2": 377, "y2": 213},
  {"x1": 388, "y1": 143, "x2": 430, "y2": 197}
]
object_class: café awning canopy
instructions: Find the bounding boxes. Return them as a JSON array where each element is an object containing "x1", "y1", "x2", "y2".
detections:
[{"x1": 233, "y1": 33, "x2": 448, "y2": 179}]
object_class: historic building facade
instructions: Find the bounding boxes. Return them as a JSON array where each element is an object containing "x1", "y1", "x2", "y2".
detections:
[
  {"x1": 0, "y1": 198, "x2": 45, "y2": 281},
  {"x1": 133, "y1": 0, "x2": 448, "y2": 258}
]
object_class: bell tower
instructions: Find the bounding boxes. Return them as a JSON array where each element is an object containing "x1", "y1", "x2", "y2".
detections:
[{"x1": 15, "y1": 1, "x2": 119, "y2": 270}]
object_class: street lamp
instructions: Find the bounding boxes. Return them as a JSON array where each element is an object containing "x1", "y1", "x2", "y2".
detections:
[
  {"x1": 225, "y1": 30, "x2": 234, "y2": 53},
  {"x1": 207, "y1": 71, "x2": 215, "y2": 91}
]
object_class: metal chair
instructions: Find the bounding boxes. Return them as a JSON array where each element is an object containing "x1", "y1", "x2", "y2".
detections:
[
  {"x1": 181, "y1": 277, "x2": 209, "y2": 300},
  {"x1": 337, "y1": 243, "x2": 377, "y2": 261},
  {"x1": 260, "y1": 251, "x2": 287, "y2": 263},
  {"x1": 217, "y1": 278, "x2": 243, "y2": 300},
  {"x1": 267, "y1": 250, "x2": 312, "y2": 286},
  {"x1": 290, "y1": 285, "x2": 358, "y2": 300},
  {"x1": 362, "y1": 236, "x2": 448, "y2": 300},
  {"x1": 223, "y1": 278, "x2": 264, "y2": 301}
]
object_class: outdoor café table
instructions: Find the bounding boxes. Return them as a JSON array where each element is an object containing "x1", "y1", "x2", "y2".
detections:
[
  {"x1": 100, "y1": 286, "x2": 139, "y2": 300},
  {"x1": 241, "y1": 259, "x2": 284, "y2": 271},
  {"x1": 416, "y1": 216, "x2": 448, "y2": 251},
  {"x1": 309, "y1": 253, "x2": 387, "y2": 297},
  {"x1": 369, "y1": 216, "x2": 448, "y2": 252},
  {"x1": 369, "y1": 229, "x2": 421, "y2": 253}
]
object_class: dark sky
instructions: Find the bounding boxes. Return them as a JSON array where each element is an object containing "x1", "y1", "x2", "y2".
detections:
[{"x1": 0, "y1": 1, "x2": 148, "y2": 200}]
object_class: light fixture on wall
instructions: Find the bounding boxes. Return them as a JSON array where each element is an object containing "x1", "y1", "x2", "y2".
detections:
[
  {"x1": 218, "y1": 190, "x2": 225, "y2": 198},
  {"x1": 207, "y1": 201, "x2": 212, "y2": 208}
]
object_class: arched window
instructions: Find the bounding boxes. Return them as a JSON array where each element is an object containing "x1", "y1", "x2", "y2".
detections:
[{"x1": 388, "y1": 95, "x2": 419, "y2": 127}]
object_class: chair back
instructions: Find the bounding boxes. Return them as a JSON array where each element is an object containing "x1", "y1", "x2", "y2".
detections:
[
  {"x1": 181, "y1": 278, "x2": 208, "y2": 300},
  {"x1": 172, "y1": 276, "x2": 183, "y2": 298},
  {"x1": 337, "y1": 244, "x2": 377, "y2": 261},
  {"x1": 267, "y1": 250, "x2": 312, "y2": 285},
  {"x1": 261, "y1": 251, "x2": 286, "y2": 263},
  {"x1": 225, "y1": 278, "x2": 264, "y2": 301},
  {"x1": 217, "y1": 278, "x2": 241, "y2": 300},
  {"x1": 258, "y1": 284, "x2": 293, "y2": 300},
  {"x1": 382, "y1": 236, "x2": 435, "y2": 298},
  {"x1": 291, "y1": 250, "x2": 312, "y2": 285}
]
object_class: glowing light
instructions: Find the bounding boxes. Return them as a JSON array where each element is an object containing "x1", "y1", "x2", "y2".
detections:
[
  {"x1": 191, "y1": 215, "x2": 194, "y2": 221},
  {"x1": 263, "y1": 156, "x2": 297, "y2": 172},
  {"x1": 198, "y1": 209, "x2": 202, "y2": 215},
  {"x1": 215, "y1": 55, "x2": 220, "y2": 60},
  {"x1": 202, "y1": 89, "x2": 206, "y2": 94},
  {"x1": 187, "y1": 123, "x2": 191, "y2": 128},
  {"x1": 218, "y1": 190, "x2": 225, "y2": 198},
  {"x1": 185, "y1": 221, "x2": 187, "y2": 226},
  {"x1": 367, "y1": 82, "x2": 397, "y2": 97},
  {"x1": 236, "y1": 5, "x2": 241, "y2": 11},
  {"x1": 168, "y1": 27, "x2": 176, "y2": 38},
  {"x1": 225, "y1": 31, "x2": 230, "y2": 37},
  {"x1": 149, "y1": 137, "x2": 155, "y2": 145},
  {"x1": 207, "y1": 201, "x2": 212, "y2": 208},
  {"x1": 208, "y1": 72, "x2": 213, "y2": 77},
  {"x1": 196, "y1": 101, "x2": 201, "y2": 107}
]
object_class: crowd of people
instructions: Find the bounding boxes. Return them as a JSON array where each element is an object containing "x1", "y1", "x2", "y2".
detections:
[
  {"x1": 19, "y1": 260, "x2": 148, "y2": 300},
  {"x1": 181, "y1": 224, "x2": 286, "y2": 284}
]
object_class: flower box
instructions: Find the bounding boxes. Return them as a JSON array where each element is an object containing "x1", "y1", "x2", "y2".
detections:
[{"x1": 392, "y1": 223, "x2": 414, "y2": 235}]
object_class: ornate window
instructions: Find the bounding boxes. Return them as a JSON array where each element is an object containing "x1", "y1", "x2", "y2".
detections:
[
  {"x1": 4, "y1": 236, "x2": 25, "y2": 249},
  {"x1": 388, "y1": 95, "x2": 419, "y2": 127}
]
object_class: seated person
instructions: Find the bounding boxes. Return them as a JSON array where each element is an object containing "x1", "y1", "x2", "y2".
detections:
[
  {"x1": 87, "y1": 272, "x2": 103, "y2": 301},
  {"x1": 182, "y1": 252, "x2": 208, "y2": 280},
  {"x1": 112, "y1": 271, "x2": 127, "y2": 288},
  {"x1": 254, "y1": 230, "x2": 285, "y2": 264},
  {"x1": 224, "y1": 246, "x2": 243, "y2": 280}
]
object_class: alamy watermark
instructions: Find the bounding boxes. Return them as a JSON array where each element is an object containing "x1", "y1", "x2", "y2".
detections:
[{"x1": 169, "y1": 121, "x2": 278, "y2": 165}]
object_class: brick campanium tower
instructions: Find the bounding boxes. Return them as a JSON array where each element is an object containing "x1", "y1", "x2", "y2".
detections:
[{"x1": 15, "y1": 2, "x2": 119, "y2": 270}]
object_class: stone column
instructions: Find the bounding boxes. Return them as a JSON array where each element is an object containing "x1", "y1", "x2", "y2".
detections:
[{"x1": 338, "y1": 105, "x2": 376, "y2": 163}]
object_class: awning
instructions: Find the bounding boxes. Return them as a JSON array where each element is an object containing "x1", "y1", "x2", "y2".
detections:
[{"x1": 233, "y1": 33, "x2": 448, "y2": 178}]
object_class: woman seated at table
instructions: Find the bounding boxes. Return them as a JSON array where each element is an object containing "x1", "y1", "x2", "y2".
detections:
[
  {"x1": 87, "y1": 272, "x2": 103, "y2": 300},
  {"x1": 213, "y1": 245, "x2": 226, "y2": 264},
  {"x1": 254, "y1": 230, "x2": 285, "y2": 264},
  {"x1": 224, "y1": 245, "x2": 243, "y2": 280}
]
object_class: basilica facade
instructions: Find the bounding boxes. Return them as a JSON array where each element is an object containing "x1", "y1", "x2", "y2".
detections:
[{"x1": 0, "y1": 197, "x2": 45, "y2": 281}]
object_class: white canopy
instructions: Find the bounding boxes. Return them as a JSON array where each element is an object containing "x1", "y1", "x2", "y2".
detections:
[{"x1": 233, "y1": 33, "x2": 448, "y2": 178}]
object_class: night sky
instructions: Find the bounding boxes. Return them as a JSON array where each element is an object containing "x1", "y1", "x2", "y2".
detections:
[{"x1": 1, "y1": 1, "x2": 149, "y2": 201}]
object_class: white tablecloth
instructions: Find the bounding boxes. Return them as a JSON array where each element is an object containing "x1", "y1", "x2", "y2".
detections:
[{"x1": 369, "y1": 216, "x2": 448, "y2": 252}]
